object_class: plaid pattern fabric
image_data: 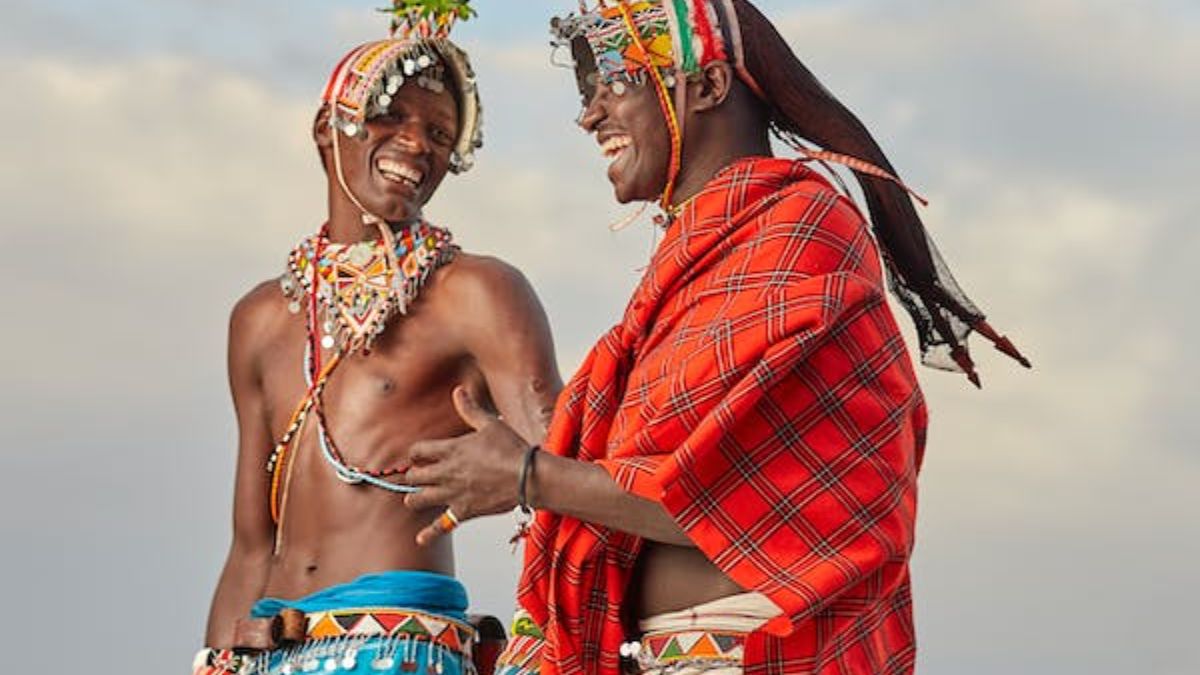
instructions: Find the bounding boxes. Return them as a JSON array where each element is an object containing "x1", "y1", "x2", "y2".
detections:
[{"x1": 517, "y1": 158, "x2": 926, "y2": 674}]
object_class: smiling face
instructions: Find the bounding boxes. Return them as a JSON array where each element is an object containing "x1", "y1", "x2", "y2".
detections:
[
  {"x1": 324, "y1": 79, "x2": 461, "y2": 224},
  {"x1": 573, "y1": 54, "x2": 672, "y2": 204}
]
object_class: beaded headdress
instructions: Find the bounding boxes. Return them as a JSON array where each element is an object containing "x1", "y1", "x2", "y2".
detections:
[
  {"x1": 552, "y1": 0, "x2": 759, "y2": 100},
  {"x1": 552, "y1": 0, "x2": 759, "y2": 210},
  {"x1": 323, "y1": 0, "x2": 482, "y2": 173}
]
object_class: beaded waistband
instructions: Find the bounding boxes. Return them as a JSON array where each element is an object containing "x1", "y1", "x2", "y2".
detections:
[
  {"x1": 194, "y1": 608, "x2": 475, "y2": 675},
  {"x1": 630, "y1": 628, "x2": 747, "y2": 671},
  {"x1": 305, "y1": 607, "x2": 475, "y2": 656}
]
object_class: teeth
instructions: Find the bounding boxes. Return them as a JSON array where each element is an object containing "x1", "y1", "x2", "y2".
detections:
[
  {"x1": 600, "y1": 136, "x2": 632, "y2": 158},
  {"x1": 376, "y1": 158, "x2": 424, "y2": 187}
]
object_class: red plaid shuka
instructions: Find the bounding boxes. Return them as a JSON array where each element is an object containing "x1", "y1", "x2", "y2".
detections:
[{"x1": 518, "y1": 157, "x2": 926, "y2": 674}]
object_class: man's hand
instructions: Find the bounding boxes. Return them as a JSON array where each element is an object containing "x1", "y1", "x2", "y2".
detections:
[{"x1": 405, "y1": 386, "x2": 530, "y2": 546}]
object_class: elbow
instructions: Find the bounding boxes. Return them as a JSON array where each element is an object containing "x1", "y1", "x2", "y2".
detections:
[{"x1": 228, "y1": 527, "x2": 274, "y2": 566}]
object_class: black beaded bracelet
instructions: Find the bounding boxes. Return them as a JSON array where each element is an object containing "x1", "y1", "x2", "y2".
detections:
[{"x1": 518, "y1": 445, "x2": 540, "y2": 514}]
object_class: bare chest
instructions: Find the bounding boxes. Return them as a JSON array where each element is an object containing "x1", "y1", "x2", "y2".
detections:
[{"x1": 258, "y1": 302, "x2": 479, "y2": 465}]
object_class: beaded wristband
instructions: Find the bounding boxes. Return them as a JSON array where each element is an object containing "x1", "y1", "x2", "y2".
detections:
[{"x1": 518, "y1": 445, "x2": 540, "y2": 513}]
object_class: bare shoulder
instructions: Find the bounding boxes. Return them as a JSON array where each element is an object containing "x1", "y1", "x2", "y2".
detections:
[
  {"x1": 432, "y1": 252, "x2": 543, "y2": 320},
  {"x1": 228, "y1": 278, "x2": 291, "y2": 361},
  {"x1": 425, "y1": 252, "x2": 554, "y2": 358},
  {"x1": 439, "y1": 252, "x2": 533, "y2": 294},
  {"x1": 231, "y1": 279, "x2": 286, "y2": 331}
]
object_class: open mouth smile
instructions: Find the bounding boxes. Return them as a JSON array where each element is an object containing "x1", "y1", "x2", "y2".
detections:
[
  {"x1": 600, "y1": 135, "x2": 632, "y2": 161},
  {"x1": 375, "y1": 157, "x2": 425, "y2": 190}
]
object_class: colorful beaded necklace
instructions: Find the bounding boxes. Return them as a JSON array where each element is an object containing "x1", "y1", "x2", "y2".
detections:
[{"x1": 267, "y1": 221, "x2": 457, "y2": 528}]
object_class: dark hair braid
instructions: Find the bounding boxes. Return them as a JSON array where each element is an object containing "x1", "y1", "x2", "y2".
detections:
[{"x1": 733, "y1": 0, "x2": 1030, "y2": 386}]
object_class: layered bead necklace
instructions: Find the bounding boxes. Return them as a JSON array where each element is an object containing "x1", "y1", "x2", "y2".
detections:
[{"x1": 267, "y1": 220, "x2": 457, "y2": 530}]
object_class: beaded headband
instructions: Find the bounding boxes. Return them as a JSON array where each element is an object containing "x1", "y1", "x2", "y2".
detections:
[
  {"x1": 551, "y1": 0, "x2": 760, "y2": 100},
  {"x1": 322, "y1": 0, "x2": 483, "y2": 173}
]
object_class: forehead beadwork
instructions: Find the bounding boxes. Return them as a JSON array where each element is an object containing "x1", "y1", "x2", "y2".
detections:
[
  {"x1": 326, "y1": 41, "x2": 449, "y2": 135},
  {"x1": 322, "y1": 0, "x2": 483, "y2": 173},
  {"x1": 551, "y1": 1, "x2": 745, "y2": 89},
  {"x1": 551, "y1": 2, "x2": 678, "y2": 101}
]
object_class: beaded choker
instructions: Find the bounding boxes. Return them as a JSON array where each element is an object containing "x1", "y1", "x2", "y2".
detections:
[
  {"x1": 268, "y1": 221, "x2": 458, "y2": 535},
  {"x1": 281, "y1": 222, "x2": 455, "y2": 353}
]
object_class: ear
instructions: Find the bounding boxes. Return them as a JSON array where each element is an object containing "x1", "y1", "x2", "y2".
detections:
[
  {"x1": 313, "y1": 106, "x2": 334, "y2": 149},
  {"x1": 313, "y1": 106, "x2": 334, "y2": 172},
  {"x1": 688, "y1": 61, "x2": 735, "y2": 114}
]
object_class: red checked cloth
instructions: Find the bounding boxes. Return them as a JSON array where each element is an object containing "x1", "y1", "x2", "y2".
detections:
[{"x1": 518, "y1": 157, "x2": 926, "y2": 674}]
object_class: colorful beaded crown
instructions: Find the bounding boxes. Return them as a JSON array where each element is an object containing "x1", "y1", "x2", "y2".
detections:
[
  {"x1": 551, "y1": 0, "x2": 759, "y2": 101},
  {"x1": 322, "y1": 0, "x2": 482, "y2": 173}
]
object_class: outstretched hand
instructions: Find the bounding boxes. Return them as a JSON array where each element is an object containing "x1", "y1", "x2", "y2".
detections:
[{"x1": 406, "y1": 386, "x2": 530, "y2": 546}]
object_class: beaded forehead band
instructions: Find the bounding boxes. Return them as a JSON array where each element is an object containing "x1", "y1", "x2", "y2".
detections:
[
  {"x1": 323, "y1": 0, "x2": 483, "y2": 174},
  {"x1": 552, "y1": 0, "x2": 760, "y2": 100}
]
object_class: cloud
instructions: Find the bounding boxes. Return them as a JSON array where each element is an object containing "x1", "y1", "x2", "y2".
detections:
[
  {"x1": 0, "y1": 1, "x2": 1197, "y2": 673},
  {"x1": 775, "y1": 0, "x2": 1200, "y2": 195}
]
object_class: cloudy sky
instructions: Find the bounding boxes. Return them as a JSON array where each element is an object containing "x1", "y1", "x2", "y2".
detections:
[{"x1": 0, "y1": 1, "x2": 1196, "y2": 673}]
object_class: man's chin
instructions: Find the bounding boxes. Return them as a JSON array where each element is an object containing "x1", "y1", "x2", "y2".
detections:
[
  {"x1": 611, "y1": 181, "x2": 662, "y2": 206},
  {"x1": 610, "y1": 177, "x2": 646, "y2": 205},
  {"x1": 364, "y1": 199, "x2": 422, "y2": 225}
]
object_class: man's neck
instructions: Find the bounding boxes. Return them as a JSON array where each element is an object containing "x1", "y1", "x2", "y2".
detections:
[
  {"x1": 325, "y1": 187, "x2": 420, "y2": 244},
  {"x1": 670, "y1": 151, "x2": 769, "y2": 210},
  {"x1": 669, "y1": 133, "x2": 773, "y2": 210},
  {"x1": 325, "y1": 216, "x2": 420, "y2": 245}
]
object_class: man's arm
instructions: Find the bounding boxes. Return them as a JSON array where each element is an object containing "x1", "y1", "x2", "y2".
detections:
[
  {"x1": 405, "y1": 256, "x2": 693, "y2": 546},
  {"x1": 529, "y1": 449, "x2": 694, "y2": 546},
  {"x1": 442, "y1": 255, "x2": 562, "y2": 444},
  {"x1": 406, "y1": 387, "x2": 691, "y2": 545},
  {"x1": 204, "y1": 287, "x2": 278, "y2": 647}
]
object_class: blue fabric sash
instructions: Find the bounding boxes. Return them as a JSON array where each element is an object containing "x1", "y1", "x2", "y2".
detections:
[
  {"x1": 242, "y1": 571, "x2": 472, "y2": 675},
  {"x1": 251, "y1": 570, "x2": 468, "y2": 623}
]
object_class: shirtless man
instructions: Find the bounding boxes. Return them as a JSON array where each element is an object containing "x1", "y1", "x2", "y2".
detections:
[{"x1": 197, "y1": 6, "x2": 560, "y2": 674}]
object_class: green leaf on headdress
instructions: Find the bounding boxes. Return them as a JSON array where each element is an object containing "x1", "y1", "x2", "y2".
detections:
[{"x1": 380, "y1": 0, "x2": 477, "y2": 36}]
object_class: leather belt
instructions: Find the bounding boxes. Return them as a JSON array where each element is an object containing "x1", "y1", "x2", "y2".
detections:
[{"x1": 231, "y1": 608, "x2": 307, "y2": 651}]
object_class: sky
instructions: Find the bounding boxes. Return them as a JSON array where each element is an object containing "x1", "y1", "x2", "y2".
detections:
[{"x1": 0, "y1": 1, "x2": 1197, "y2": 673}]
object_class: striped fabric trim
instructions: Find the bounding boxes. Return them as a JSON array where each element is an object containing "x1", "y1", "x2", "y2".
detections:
[{"x1": 494, "y1": 634, "x2": 546, "y2": 675}]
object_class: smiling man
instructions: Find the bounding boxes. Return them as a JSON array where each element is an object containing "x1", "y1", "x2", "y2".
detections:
[
  {"x1": 194, "y1": 3, "x2": 561, "y2": 674},
  {"x1": 402, "y1": 1, "x2": 1029, "y2": 674}
]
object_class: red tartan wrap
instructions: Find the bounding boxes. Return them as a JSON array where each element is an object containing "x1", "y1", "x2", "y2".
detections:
[{"x1": 518, "y1": 157, "x2": 927, "y2": 674}]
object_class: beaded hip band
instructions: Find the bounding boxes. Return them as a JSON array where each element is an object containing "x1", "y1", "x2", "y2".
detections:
[
  {"x1": 628, "y1": 628, "x2": 747, "y2": 673},
  {"x1": 304, "y1": 607, "x2": 475, "y2": 657},
  {"x1": 196, "y1": 608, "x2": 476, "y2": 675}
]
